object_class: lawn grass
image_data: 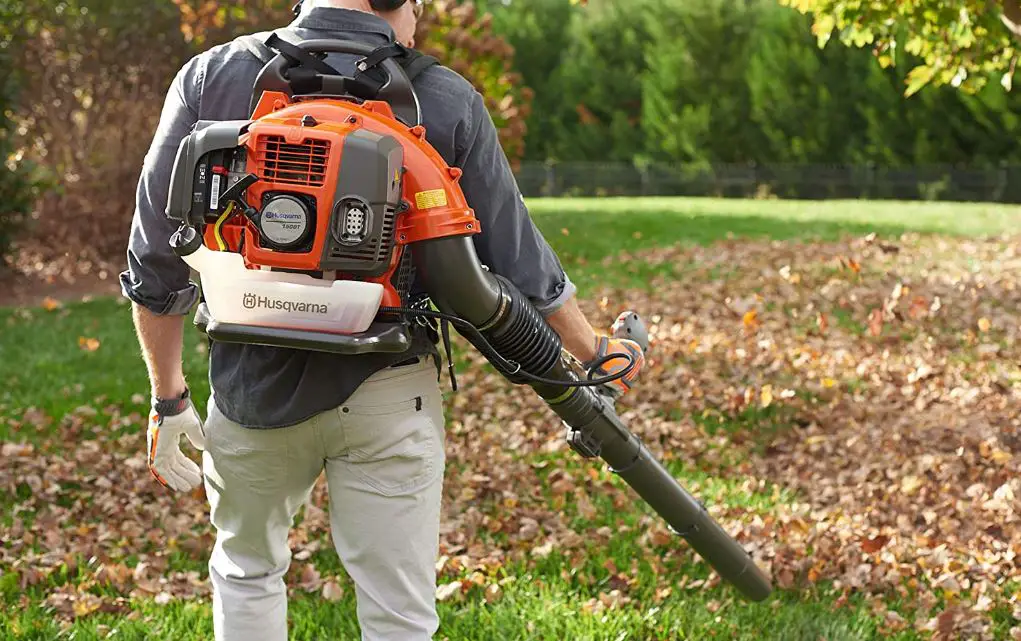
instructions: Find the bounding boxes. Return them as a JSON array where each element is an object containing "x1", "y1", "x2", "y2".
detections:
[
  {"x1": 526, "y1": 196, "x2": 1021, "y2": 292},
  {"x1": 1, "y1": 298, "x2": 210, "y2": 441},
  {"x1": 4, "y1": 196, "x2": 1019, "y2": 640},
  {"x1": 0, "y1": 578, "x2": 922, "y2": 641}
]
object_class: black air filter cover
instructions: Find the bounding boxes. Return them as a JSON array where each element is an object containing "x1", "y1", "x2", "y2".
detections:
[{"x1": 319, "y1": 129, "x2": 404, "y2": 276}]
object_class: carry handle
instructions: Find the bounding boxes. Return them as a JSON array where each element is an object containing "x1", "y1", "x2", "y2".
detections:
[{"x1": 250, "y1": 38, "x2": 421, "y2": 126}]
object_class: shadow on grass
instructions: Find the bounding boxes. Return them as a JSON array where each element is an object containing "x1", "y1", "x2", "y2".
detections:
[
  {"x1": 532, "y1": 208, "x2": 937, "y2": 294},
  {"x1": 533, "y1": 209, "x2": 943, "y2": 272}
]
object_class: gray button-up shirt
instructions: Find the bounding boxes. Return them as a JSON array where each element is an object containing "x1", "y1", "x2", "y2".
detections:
[{"x1": 120, "y1": 7, "x2": 575, "y2": 428}]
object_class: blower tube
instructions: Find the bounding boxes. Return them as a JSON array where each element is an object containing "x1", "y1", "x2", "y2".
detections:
[{"x1": 412, "y1": 236, "x2": 773, "y2": 602}]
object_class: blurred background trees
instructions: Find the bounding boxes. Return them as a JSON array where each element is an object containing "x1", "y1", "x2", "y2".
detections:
[
  {"x1": 779, "y1": 0, "x2": 1021, "y2": 94},
  {"x1": 1, "y1": 0, "x2": 528, "y2": 276},
  {"x1": 0, "y1": 0, "x2": 47, "y2": 263},
  {"x1": 414, "y1": 1, "x2": 532, "y2": 167},
  {"x1": 501, "y1": 0, "x2": 1021, "y2": 167},
  {"x1": 3, "y1": 0, "x2": 1021, "y2": 277},
  {"x1": 6, "y1": 0, "x2": 193, "y2": 276}
]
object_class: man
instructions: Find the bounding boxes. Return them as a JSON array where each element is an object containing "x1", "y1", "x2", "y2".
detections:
[{"x1": 120, "y1": 1, "x2": 644, "y2": 639}]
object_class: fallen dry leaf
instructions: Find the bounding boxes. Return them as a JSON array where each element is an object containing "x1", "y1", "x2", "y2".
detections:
[
  {"x1": 817, "y1": 312, "x2": 828, "y2": 334},
  {"x1": 484, "y1": 583, "x2": 502, "y2": 603},
  {"x1": 861, "y1": 535, "x2": 891, "y2": 554},
  {"x1": 1, "y1": 442, "x2": 34, "y2": 457},
  {"x1": 321, "y1": 580, "x2": 343, "y2": 602},
  {"x1": 743, "y1": 309, "x2": 759, "y2": 331},
  {"x1": 77, "y1": 336, "x2": 101, "y2": 352},
  {"x1": 297, "y1": 564, "x2": 321, "y2": 592},
  {"x1": 436, "y1": 581, "x2": 463, "y2": 602},
  {"x1": 867, "y1": 308, "x2": 884, "y2": 336}
]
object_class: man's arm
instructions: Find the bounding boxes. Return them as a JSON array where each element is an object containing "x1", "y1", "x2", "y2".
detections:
[
  {"x1": 452, "y1": 91, "x2": 599, "y2": 362},
  {"x1": 133, "y1": 304, "x2": 188, "y2": 399},
  {"x1": 544, "y1": 297, "x2": 599, "y2": 363},
  {"x1": 119, "y1": 58, "x2": 203, "y2": 398}
]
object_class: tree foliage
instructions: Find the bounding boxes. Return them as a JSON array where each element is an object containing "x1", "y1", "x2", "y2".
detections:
[
  {"x1": 480, "y1": 0, "x2": 1021, "y2": 169},
  {"x1": 171, "y1": 0, "x2": 291, "y2": 46},
  {"x1": 9, "y1": 0, "x2": 193, "y2": 272},
  {"x1": 9, "y1": 0, "x2": 1021, "y2": 271},
  {"x1": 641, "y1": 0, "x2": 761, "y2": 165},
  {"x1": 482, "y1": 0, "x2": 575, "y2": 164},
  {"x1": 779, "y1": 0, "x2": 1021, "y2": 95},
  {"x1": 540, "y1": 0, "x2": 656, "y2": 162},
  {"x1": 415, "y1": 1, "x2": 532, "y2": 168},
  {"x1": 0, "y1": 0, "x2": 51, "y2": 263},
  {"x1": 743, "y1": 1, "x2": 906, "y2": 166}
]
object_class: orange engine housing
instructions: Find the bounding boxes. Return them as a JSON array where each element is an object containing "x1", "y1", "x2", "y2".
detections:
[{"x1": 205, "y1": 91, "x2": 480, "y2": 309}]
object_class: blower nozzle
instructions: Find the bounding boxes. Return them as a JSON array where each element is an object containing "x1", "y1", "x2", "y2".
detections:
[{"x1": 412, "y1": 236, "x2": 773, "y2": 602}]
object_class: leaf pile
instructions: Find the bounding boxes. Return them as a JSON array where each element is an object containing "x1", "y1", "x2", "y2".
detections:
[
  {"x1": 600, "y1": 232, "x2": 1021, "y2": 638},
  {"x1": 2, "y1": 408, "x2": 213, "y2": 621},
  {"x1": 3, "y1": 231, "x2": 1021, "y2": 639}
]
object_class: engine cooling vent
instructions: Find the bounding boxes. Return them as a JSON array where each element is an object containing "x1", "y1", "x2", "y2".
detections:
[
  {"x1": 255, "y1": 135, "x2": 330, "y2": 186},
  {"x1": 391, "y1": 247, "x2": 416, "y2": 304}
]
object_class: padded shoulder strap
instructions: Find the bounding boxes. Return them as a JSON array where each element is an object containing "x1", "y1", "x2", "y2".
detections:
[
  {"x1": 399, "y1": 49, "x2": 440, "y2": 82},
  {"x1": 237, "y1": 31, "x2": 280, "y2": 64},
  {"x1": 242, "y1": 30, "x2": 438, "y2": 82}
]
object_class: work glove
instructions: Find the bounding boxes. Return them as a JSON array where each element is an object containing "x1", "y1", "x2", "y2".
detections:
[
  {"x1": 583, "y1": 334, "x2": 646, "y2": 399},
  {"x1": 147, "y1": 388, "x2": 206, "y2": 492}
]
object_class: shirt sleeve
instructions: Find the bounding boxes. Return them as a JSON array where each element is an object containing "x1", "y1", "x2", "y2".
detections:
[
  {"x1": 452, "y1": 90, "x2": 576, "y2": 316},
  {"x1": 118, "y1": 57, "x2": 203, "y2": 316}
]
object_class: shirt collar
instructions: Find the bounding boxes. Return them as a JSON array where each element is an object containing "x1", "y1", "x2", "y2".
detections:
[{"x1": 290, "y1": 7, "x2": 396, "y2": 40}]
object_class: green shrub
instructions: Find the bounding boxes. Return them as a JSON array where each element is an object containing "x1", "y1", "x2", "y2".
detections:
[{"x1": 0, "y1": 3, "x2": 47, "y2": 265}]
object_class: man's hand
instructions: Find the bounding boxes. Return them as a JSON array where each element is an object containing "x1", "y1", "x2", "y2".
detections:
[
  {"x1": 583, "y1": 335, "x2": 646, "y2": 398},
  {"x1": 147, "y1": 390, "x2": 206, "y2": 492},
  {"x1": 131, "y1": 302, "x2": 201, "y2": 490},
  {"x1": 545, "y1": 298, "x2": 646, "y2": 397}
]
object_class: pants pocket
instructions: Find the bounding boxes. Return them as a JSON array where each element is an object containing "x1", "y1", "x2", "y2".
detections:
[
  {"x1": 204, "y1": 403, "x2": 296, "y2": 496},
  {"x1": 342, "y1": 394, "x2": 443, "y2": 498}
]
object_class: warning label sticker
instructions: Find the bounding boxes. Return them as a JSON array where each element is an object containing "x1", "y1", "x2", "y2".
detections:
[{"x1": 415, "y1": 189, "x2": 448, "y2": 210}]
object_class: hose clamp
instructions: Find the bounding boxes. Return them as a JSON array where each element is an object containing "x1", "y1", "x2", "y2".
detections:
[
  {"x1": 477, "y1": 288, "x2": 510, "y2": 332},
  {"x1": 608, "y1": 436, "x2": 645, "y2": 475}
]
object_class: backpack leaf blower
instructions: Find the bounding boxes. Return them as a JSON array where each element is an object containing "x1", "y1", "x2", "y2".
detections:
[{"x1": 164, "y1": 37, "x2": 772, "y2": 602}]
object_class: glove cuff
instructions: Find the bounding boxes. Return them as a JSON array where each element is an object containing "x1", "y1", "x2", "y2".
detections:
[
  {"x1": 153, "y1": 387, "x2": 191, "y2": 417},
  {"x1": 581, "y1": 336, "x2": 610, "y2": 371}
]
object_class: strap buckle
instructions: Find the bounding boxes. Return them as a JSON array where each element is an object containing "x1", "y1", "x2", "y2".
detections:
[{"x1": 355, "y1": 42, "x2": 410, "y2": 73}]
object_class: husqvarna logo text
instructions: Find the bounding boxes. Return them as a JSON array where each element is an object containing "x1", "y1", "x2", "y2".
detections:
[{"x1": 241, "y1": 292, "x2": 328, "y2": 314}]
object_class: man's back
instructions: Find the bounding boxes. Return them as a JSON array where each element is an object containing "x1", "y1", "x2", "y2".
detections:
[
  {"x1": 193, "y1": 15, "x2": 474, "y2": 166},
  {"x1": 123, "y1": 6, "x2": 575, "y2": 428},
  {"x1": 123, "y1": 7, "x2": 642, "y2": 641}
]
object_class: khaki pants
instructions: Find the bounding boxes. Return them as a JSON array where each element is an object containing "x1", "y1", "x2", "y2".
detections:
[{"x1": 200, "y1": 358, "x2": 446, "y2": 641}]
